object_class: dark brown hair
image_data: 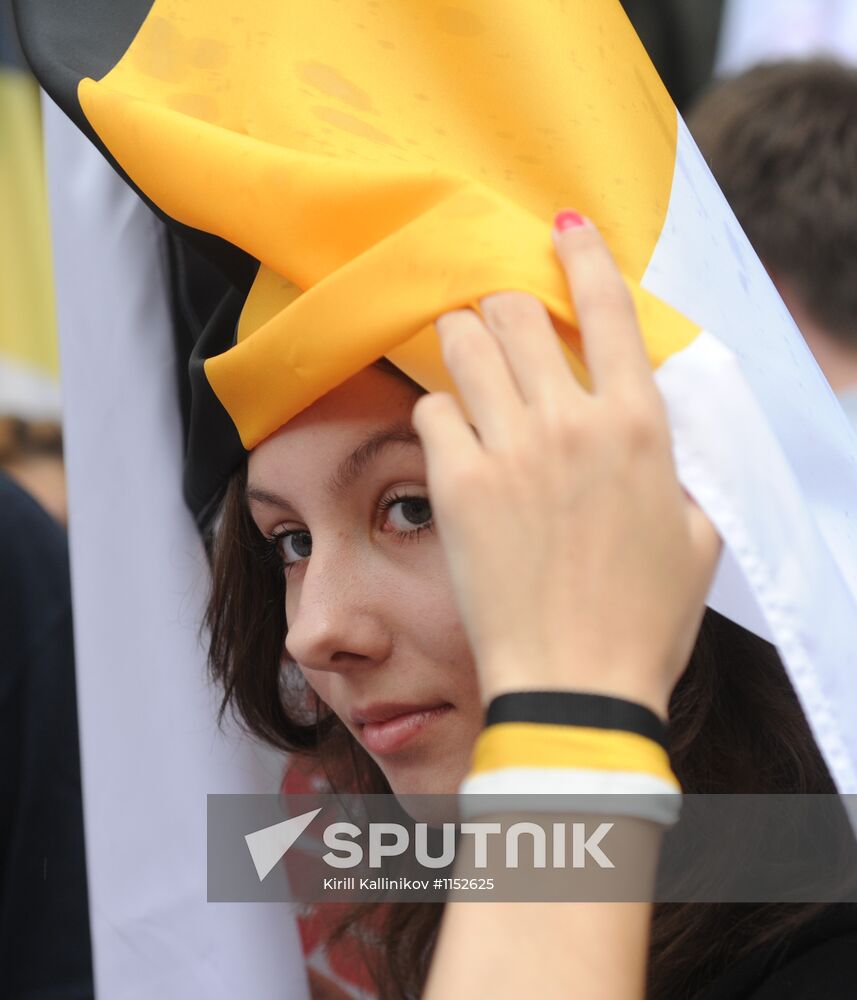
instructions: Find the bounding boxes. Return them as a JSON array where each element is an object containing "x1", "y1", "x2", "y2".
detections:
[
  {"x1": 205, "y1": 364, "x2": 839, "y2": 998},
  {"x1": 687, "y1": 58, "x2": 857, "y2": 345}
]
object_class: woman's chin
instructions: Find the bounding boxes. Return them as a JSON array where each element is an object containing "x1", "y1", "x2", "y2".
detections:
[
  {"x1": 384, "y1": 765, "x2": 467, "y2": 823},
  {"x1": 392, "y1": 790, "x2": 461, "y2": 825}
]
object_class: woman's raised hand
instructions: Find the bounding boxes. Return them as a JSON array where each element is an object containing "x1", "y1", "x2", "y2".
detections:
[{"x1": 411, "y1": 213, "x2": 722, "y2": 720}]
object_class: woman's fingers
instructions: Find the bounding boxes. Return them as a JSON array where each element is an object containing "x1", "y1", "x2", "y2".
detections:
[
  {"x1": 434, "y1": 309, "x2": 524, "y2": 450},
  {"x1": 478, "y1": 291, "x2": 583, "y2": 407},
  {"x1": 411, "y1": 390, "x2": 482, "y2": 488},
  {"x1": 436, "y1": 214, "x2": 658, "y2": 450},
  {"x1": 434, "y1": 290, "x2": 586, "y2": 454},
  {"x1": 552, "y1": 214, "x2": 655, "y2": 397},
  {"x1": 416, "y1": 215, "x2": 723, "y2": 715}
]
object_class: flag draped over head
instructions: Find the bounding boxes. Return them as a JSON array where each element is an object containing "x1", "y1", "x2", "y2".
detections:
[
  {"x1": 16, "y1": 0, "x2": 857, "y2": 892},
  {"x1": 17, "y1": 0, "x2": 700, "y2": 524}
]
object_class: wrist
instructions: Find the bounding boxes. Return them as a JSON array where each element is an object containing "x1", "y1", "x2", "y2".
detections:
[
  {"x1": 477, "y1": 667, "x2": 671, "y2": 723},
  {"x1": 460, "y1": 688, "x2": 682, "y2": 828}
]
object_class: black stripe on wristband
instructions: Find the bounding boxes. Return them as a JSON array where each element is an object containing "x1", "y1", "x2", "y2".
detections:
[{"x1": 484, "y1": 691, "x2": 669, "y2": 751}]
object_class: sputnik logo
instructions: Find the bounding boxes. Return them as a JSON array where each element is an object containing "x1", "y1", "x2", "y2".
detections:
[{"x1": 245, "y1": 808, "x2": 322, "y2": 881}]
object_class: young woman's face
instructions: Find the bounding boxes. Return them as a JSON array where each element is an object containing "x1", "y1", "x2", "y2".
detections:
[{"x1": 247, "y1": 365, "x2": 483, "y2": 795}]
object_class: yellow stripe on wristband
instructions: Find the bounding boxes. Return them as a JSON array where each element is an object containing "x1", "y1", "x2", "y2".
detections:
[{"x1": 471, "y1": 722, "x2": 680, "y2": 790}]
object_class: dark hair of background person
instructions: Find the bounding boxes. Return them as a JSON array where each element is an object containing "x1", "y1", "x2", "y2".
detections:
[
  {"x1": 0, "y1": 417, "x2": 67, "y2": 525},
  {"x1": 202, "y1": 360, "x2": 853, "y2": 999},
  {"x1": 0, "y1": 416, "x2": 63, "y2": 465},
  {"x1": 687, "y1": 59, "x2": 857, "y2": 348}
]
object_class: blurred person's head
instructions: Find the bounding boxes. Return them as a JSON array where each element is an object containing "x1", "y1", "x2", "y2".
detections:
[
  {"x1": 0, "y1": 417, "x2": 66, "y2": 524},
  {"x1": 688, "y1": 59, "x2": 857, "y2": 392}
]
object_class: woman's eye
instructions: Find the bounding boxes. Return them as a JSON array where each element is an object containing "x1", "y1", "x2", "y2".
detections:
[
  {"x1": 277, "y1": 530, "x2": 312, "y2": 565},
  {"x1": 269, "y1": 495, "x2": 432, "y2": 571},
  {"x1": 384, "y1": 495, "x2": 433, "y2": 533}
]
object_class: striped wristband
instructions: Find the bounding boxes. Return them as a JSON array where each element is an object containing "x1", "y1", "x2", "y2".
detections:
[{"x1": 458, "y1": 691, "x2": 682, "y2": 826}]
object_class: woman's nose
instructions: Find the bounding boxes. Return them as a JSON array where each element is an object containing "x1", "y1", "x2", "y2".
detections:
[{"x1": 283, "y1": 542, "x2": 392, "y2": 673}]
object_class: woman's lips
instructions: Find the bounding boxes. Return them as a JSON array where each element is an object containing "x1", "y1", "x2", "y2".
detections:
[{"x1": 357, "y1": 704, "x2": 453, "y2": 755}]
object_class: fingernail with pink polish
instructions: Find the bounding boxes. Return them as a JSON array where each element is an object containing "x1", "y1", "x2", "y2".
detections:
[{"x1": 553, "y1": 210, "x2": 586, "y2": 232}]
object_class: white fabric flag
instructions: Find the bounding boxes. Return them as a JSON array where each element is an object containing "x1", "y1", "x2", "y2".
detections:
[
  {"x1": 42, "y1": 94, "x2": 310, "y2": 1000},
  {"x1": 649, "y1": 117, "x2": 857, "y2": 792}
]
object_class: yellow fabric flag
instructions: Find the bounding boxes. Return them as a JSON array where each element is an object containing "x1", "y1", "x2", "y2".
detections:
[{"x1": 72, "y1": 0, "x2": 697, "y2": 449}]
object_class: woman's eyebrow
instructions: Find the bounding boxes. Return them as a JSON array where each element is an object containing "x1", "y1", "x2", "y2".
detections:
[{"x1": 245, "y1": 422, "x2": 422, "y2": 509}]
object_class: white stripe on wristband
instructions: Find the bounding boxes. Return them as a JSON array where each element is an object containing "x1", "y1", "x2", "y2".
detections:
[{"x1": 458, "y1": 767, "x2": 682, "y2": 826}]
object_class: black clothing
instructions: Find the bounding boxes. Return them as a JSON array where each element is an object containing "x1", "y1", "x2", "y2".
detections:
[
  {"x1": 0, "y1": 473, "x2": 94, "y2": 998},
  {"x1": 702, "y1": 904, "x2": 857, "y2": 999}
]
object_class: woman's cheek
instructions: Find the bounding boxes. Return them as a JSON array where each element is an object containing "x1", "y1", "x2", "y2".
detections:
[
  {"x1": 416, "y1": 548, "x2": 471, "y2": 646},
  {"x1": 293, "y1": 660, "x2": 337, "y2": 713},
  {"x1": 284, "y1": 577, "x2": 300, "y2": 629}
]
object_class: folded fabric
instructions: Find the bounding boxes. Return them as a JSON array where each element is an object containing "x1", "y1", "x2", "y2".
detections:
[{"x1": 16, "y1": 0, "x2": 695, "y2": 522}]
